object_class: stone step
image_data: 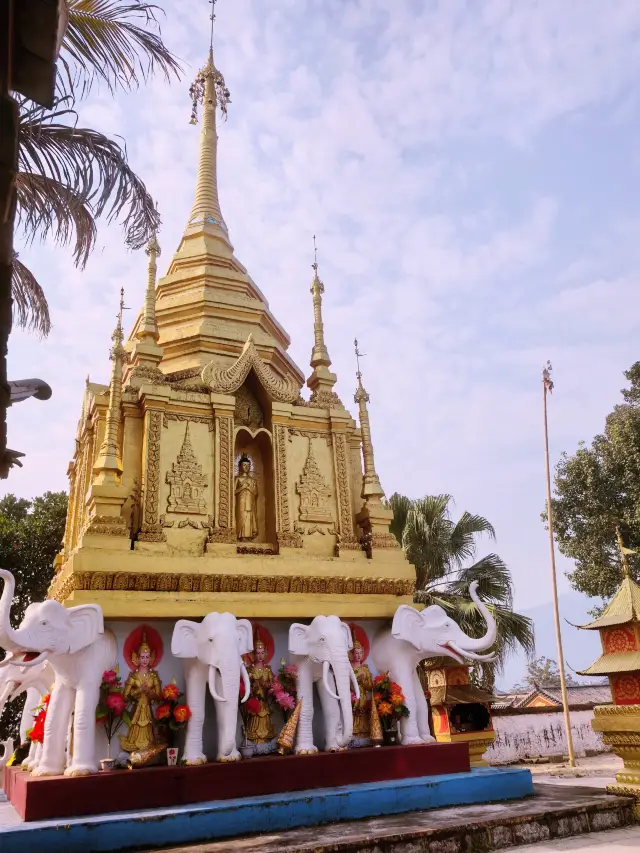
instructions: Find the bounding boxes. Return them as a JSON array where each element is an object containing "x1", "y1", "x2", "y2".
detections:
[{"x1": 147, "y1": 783, "x2": 635, "y2": 853}]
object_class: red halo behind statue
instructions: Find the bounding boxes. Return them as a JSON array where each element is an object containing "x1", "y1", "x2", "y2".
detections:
[
  {"x1": 348, "y1": 622, "x2": 370, "y2": 662},
  {"x1": 123, "y1": 624, "x2": 164, "y2": 670},
  {"x1": 243, "y1": 622, "x2": 274, "y2": 665}
]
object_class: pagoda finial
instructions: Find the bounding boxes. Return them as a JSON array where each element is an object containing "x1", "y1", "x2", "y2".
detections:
[
  {"x1": 93, "y1": 289, "x2": 127, "y2": 480},
  {"x1": 305, "y1": 236, "x2": 341, "y2": 407},
  {"x1": 185, "y1": 0, "x2": 231, "y2": 239},
  {"x1": 353, "y1": 338, "x2": 384, "y2": 502},
  {"x1": 137, "y1": 230, "x2": 161, "y2": 343},
  {"x1": 616, "y1": 526, "x2": 634, "y2": 579}
]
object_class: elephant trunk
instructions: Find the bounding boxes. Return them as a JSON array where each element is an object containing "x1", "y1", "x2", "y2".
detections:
[
  {"x1": 0, "y1": 678, "x2": 16, "y2": 720},
  {"x1": 0, "y1": 571, "x2": 21, "y2": 656},
  {"x1": 331, "y1": 651, "x2": 355, "y2": 748},
  {"x1": 462, "y1": 581, "x2": 497, "y2": 651}
]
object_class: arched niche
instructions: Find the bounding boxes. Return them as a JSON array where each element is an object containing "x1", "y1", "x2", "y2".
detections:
[
  {"x1": 233, "y1": 426, "x2": 276, "y2": 546},
  {"x1": 234, "y1": 371, "x2": 272, "y2": 432}
]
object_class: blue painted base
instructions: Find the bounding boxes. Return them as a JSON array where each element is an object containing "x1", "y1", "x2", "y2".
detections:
[{"x1": 0, "y1": 767, "x2": 534, "y2": 853}]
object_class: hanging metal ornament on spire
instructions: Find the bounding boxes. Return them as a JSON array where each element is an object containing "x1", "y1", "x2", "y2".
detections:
[{"x1": 189, "y1": 0, "x2": 231, "y2": 124}]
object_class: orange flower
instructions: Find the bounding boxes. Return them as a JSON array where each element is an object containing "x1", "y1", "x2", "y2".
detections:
[
  {"x1": 390, "y1": 693, "x2": 404, "y2": 706},
  {"x1": 173, "y1": 704, "x2": 191, "y2": 723},
  {"x1": 373, "y1": 674, "x2": 385, "y2": 685},
  {"x1": 377, "y1": 701, "x2": 393, "y2": 717},
  {"x1": 162, "y1": 683, "x2": 180, "y2": 701},
  {"x1": 373, "y1": 691, "x2": 383, "y2": 702},
  {"x1": 390, "y1": 682, "x2": 402, "y2": 694},
  {"x1": 155, "y1": 703, "x2": 171, "y2": 721}
]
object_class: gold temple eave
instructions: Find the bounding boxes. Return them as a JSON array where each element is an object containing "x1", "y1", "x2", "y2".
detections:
[
  {"x1": 576, "y1": 650, "x2": 640, "y2": 677},
  {"x1": 577, "y1": 577, "x2": 640, "y2": 630}
]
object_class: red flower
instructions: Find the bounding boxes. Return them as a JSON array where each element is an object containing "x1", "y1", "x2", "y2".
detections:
[
  {"x1": 102, "y1": 670, "x2": 118, "y2": 685},
  {"x1": 162, "y1": 683, "x2": 180, "y2": 701},
  {"x1": 390, "y1": 682, "x2": 403, "y2": 694},
  {"x1": 245, "y1": 697, "x2": 261, "y2": 715},
  {"x1": 373, "y1": 674, "x2": 385, "y2": 685},
  {"x1": 155, "y1": 703, "x2": 171, "y2": 721},
  {"x1": 173, "y1": 704, "x2": 191, "y2": 724},
  {"x1": 105, "y1": 691, "x2": 126, "y2": 716}
]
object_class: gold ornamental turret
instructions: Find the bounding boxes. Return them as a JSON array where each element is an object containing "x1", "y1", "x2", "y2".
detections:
[
  {"x1": 129, "y1": 233, "x2": 164, "y2": 384},
  {"x1": 92, "y1": 289, "x2": 126, "y2": 481},
  {"x1": 306, "y1": 238, "x2": 342, "y2": 408}
]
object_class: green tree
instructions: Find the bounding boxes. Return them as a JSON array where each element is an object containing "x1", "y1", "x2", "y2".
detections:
[
  {"x1": 513, "y1": 656, "x2": 577, "y2": 692},
  {"x1": 388, "y1": 493, "x2": 535, "y2": 692},
  {"x1": 0, "y1": 492, "x2": 68, "y2": 740},
  {"x1": 550, "y1": 362, "x2": 640, "y2": 605},
  {"x1": 15, "y1": 1, "x2": 182, "y2": 334}
]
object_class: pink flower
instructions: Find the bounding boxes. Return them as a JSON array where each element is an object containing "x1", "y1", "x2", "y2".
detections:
[
  {"x1": 106, "y1": 691, "x2": 126, "y2": 715},
  {"x1": 102, "y1": 670, "x2": 117, "y2": 685},
  {"x1": 351, "y1": 691, "x2": 357, "y2": 704},
  {"x1": 284, "y1": 664, "x2": 297, "y2": 675},
  {"x1": 277, "y1": 692, "x2": 295, "y2": 711}
]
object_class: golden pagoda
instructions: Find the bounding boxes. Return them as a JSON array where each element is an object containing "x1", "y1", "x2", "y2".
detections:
[
  {"x1": 578, "y1": 530, "x2": 640, "y2": 817},
  {"x1": 48, "y1": 44, "x2": 413, "y2": 621}
]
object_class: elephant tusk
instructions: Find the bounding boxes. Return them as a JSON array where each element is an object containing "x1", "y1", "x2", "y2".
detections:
[
  {"x1": 208, "y1": 666, "x2": 227, "y2": 702},
  {"x1": 16, "y1": 651, "x2": 49, "y2": 668},
  {"x1": 349, "y1": 665, "x2": 360, "y2": 701},
  {"x1": 240, "y1": 660, "x2": 251, "y2": 704},
  {"x1": 322, "y1": 660, "x2": 339, "y2": 700},
  {"x1": 0, "y1": 652, "x2": 14, "y2": 668},
  {"x1": 448, "y1": 641, "x2": 495, "y2": 662}
]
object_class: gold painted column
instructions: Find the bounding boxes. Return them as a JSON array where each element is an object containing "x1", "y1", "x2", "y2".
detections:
[{"x1": 207, "y1": 393, "x2": 235, "y2": 547}]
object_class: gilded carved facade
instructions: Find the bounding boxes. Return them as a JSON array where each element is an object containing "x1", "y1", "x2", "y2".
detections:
[{"x1": 51, "y1": 44, "x2": 411, "y2": 620}]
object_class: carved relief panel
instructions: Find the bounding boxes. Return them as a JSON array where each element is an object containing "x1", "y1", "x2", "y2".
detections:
[
  {"x1": 296, "y1": 439, "x2": 332, "y2": 524},
  {"x1": 165, "y1": 423, "x2": 208, "y2": 514}
]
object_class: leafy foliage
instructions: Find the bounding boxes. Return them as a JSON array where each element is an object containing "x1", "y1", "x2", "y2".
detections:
[
  {"x1": 512, "y1": 656, "x2": 577, "y2": 691},
  {"x1": 549, "y1": 362, "x2": 640, "y2": 605},
  {"x1": 15, "y1": 1, "x2": 181, "y2": 333},
  {"x1": 0, "y1": 492, "x2": 67, "y2": 741},
  {"x1": 390, "y1": 493, "x2": 535, "y2": 691}
]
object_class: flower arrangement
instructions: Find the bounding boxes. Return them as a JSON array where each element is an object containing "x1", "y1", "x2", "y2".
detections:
[
  {"x1": 26, "y1": 693, "x2": 51, "y2": 744},
  {"x1": 269, "y1": 659, "x2": 297, "y2": 717},
  {"x1": 372, "y1": 672, "x2": 409, "y2": 732},
  {"x1": 96, "y1": 667, "x2": 131, "y2": 757},
  {"x1": 154, "y1": 679, "x2": 191, "y2": 746}
]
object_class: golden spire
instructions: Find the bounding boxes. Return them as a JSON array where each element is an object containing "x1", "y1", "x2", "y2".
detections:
[
  {"x1": 137, "y1": 232, "x2": 160, "y2": 343},
  {"x1": 306, "y1": 237, "x2": 341, "y2": 406},
  {"x1": 93, "y1": 289, "x2": 126, "y2": 480},
  {"x1": 185, "y1": 4, "x2": 231, "y2": 243},
  {"x1": 354, "y1": 339, "x2": 384, "y2": 503}
]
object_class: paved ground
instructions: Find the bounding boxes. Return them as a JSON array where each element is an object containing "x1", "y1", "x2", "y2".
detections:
[{"x1": 510, "y1": 825, "x2": 640, "y2": 851}]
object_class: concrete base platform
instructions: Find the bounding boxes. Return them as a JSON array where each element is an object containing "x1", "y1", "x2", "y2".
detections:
[{"x1": 0, "y1": 767, "x2": 533, "y2": 853}]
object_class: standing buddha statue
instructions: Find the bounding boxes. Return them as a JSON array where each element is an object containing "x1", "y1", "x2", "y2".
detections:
[
  {"x1": 245, "y1": 630, "x2": 276, "y2": 752},
  {"x1": 120, "y1": 632, "x2": 162, "y2": 753},
  {"x1": 351, "y1": 638, "x2": 373, "y2": 746},
  {"x1": 235, "y1": 455, "x2": 259, "y2": 541}
]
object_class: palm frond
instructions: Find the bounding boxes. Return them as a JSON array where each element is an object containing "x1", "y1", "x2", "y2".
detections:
[
  {"x1": 62, "y1": 0, "x2": 182, "y2": 99},
  {"x1": 18, "y1": 99, "x2": 160, "y2": 251},
  {"x1": 388, "y1": 493, "x2": 412, "y2": 545},
  {"x1": 448, "y1": 512, "x2": 496, "y2": 569},
  {"x1": 11, "y1": 256, "x2": 51, "y2": 336},
  {"x1": 15, "y1": 172, "x2": 97, "y2": 267},
  {"x1": 444, "y1": 554, "x2": 514, "y2": 608}
]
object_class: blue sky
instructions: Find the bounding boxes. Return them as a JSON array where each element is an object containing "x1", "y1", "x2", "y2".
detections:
[{"x1": 6, "y1": 1, "x2": 640, "y2": 681}]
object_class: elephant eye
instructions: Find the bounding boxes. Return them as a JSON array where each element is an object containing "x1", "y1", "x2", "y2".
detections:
[
  {"x1": 320, "y1": 636, "x2": 326, "y2": 643},
  {"x1": 40, "y1": 620, "x2": 48, "y2": 627},
  {"x1": 208, "y1": 637, "x2": 213, "y2": 642}
]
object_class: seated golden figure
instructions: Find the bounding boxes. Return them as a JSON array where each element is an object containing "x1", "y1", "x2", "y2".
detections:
[
  {"x1": 235, "y1": 455, "x2": 259, "y2": 541},
  {"x1": 119, "y1": 633, "x2": 162, "y2": 753},
  {"x1": 351, "y1": 639, "x2": 373, "y2": 742},
  {"x1": 245, "y1": 633, "x2": 275, "y2": 745}
]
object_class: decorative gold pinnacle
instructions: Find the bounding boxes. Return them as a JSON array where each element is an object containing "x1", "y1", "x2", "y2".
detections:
[
  {"x1": 306, "y1": 237, "x2": 340, "y2": 405},
  {"x1": 93, "y1": 289, "x2": 126, "y2": 479},
  {"x1": 185, "y1": 27, "x2": 231, "y2": 238},
  {"x1": 354, "y1": 338, "x2": 385, "y2": 502},
  {"x1": 137, "y1": 232, "x2": 161, "y2": 343}
]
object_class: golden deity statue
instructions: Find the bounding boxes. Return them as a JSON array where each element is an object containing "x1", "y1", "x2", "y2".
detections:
[
  {"x1": 351, "y1": 639, "x2": 373, "y2": 742},
  {"x1": 245, "y1": 632, "x2": 276, "y2": 745},
  {"x1": 119, "y1": 633, "x2": 162, "y2": 753},
  {"x1": 235, "y1": 455, "x2": 259, "y2": 541}
]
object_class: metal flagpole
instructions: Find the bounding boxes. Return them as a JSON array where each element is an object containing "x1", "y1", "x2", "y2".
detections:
[{"x1": 542, "y1": 361, "x2": 576, "y2": 767}]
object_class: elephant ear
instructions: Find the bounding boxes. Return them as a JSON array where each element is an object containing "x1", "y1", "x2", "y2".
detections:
[
  {"x1": 171, "y1": 620, "x2": 199, "y2": 658},
  {"x1": 67, "y1": 605, "x2": 104, "y2": 654},
  {"x1": 288, "y1": 623, "x2": 309, "y2": 656},
  {"x1": 340, "y1": 620, "x2": 354, "y2": 651},
  {"x1": 236, "y1": 619, "x2": 253, "y2": 656},
  {"x1": 391, "y1": 605, "x2": 423, "y2": 649}
]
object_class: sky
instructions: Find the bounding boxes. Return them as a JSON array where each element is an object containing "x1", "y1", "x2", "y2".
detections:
[{"x1": 6, "y1": 0, "x2": 640, "y2": 680}]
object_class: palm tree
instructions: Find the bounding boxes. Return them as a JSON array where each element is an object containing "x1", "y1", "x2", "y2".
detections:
[
  {"x1": 14, "y1": 1, "x2": 182, "y2": 335},
  {"x1": 388, "y1": 493, "x2": 535, "y2": 691}
]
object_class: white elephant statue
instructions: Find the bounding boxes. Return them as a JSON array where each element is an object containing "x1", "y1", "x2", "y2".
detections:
[
  {"x1": 371, "y1": 581, "x2": 496, "y2": 745},
  {"x1": 0, "y1": 569, "x2": 116, "y2": 776},
  {"x1": 171, "y1": 612, "x2": 253, "y2": 764},
  {"x1": 0, "y1": 658, "x2": 54, "y2": 770},
  {"x1": 289, "y1": 615, "x2": 359, "y2": 754}
]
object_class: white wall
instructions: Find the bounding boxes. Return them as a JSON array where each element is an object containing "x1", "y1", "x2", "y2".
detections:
[{"x1": 486, "y1": 710, "x2": 609, "y2": 764}]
